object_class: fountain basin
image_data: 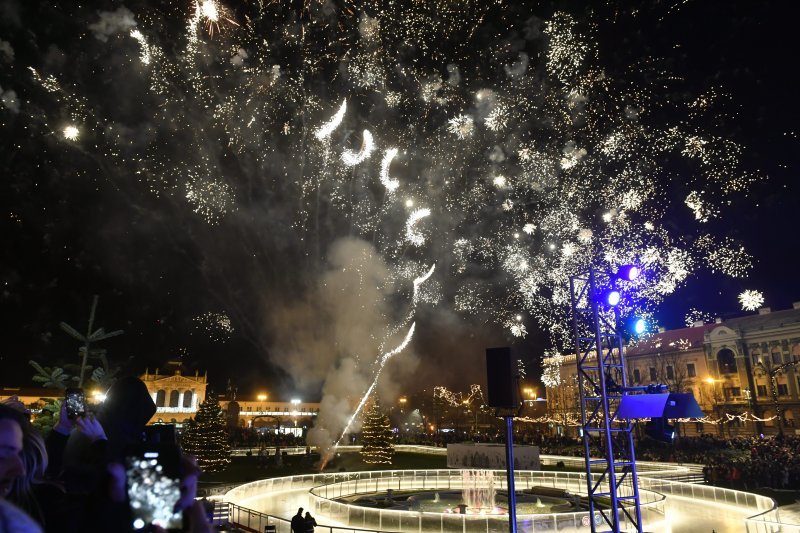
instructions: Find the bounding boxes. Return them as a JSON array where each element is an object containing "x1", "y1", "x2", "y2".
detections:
[{"x1": 343, "y1": 489, "x2": 574, "y2": 514}]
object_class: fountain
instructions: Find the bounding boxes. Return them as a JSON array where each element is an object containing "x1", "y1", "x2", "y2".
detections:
[{"x1": 460, "y1": 470, "x2": 497, "y2": 512}]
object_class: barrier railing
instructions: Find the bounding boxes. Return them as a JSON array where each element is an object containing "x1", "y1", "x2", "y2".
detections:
[
  {"x1": 223, "y1": 456, "x2": 798, "y2": 531},
  {"x1": 227, "y1": 469, "x2": 666, "y2": 533},
  {"x1": 225, "y1": 503, "x2": 395, "y2": 533}
]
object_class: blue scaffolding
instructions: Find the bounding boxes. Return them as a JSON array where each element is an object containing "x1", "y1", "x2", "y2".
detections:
[{"x1": 569, "y1": 269, "x2": 643, "y2": 533}]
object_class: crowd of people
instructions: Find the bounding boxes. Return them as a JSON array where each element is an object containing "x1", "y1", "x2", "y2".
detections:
[
  {"x1": 0, "y1": 377, "x2": 213, "y2": 532},
  {"x1": 394, "y1": 429, "x2": 800, "y2": 491}
]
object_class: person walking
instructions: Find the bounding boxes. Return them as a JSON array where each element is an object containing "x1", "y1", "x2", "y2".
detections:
[
  {"x1": 291, "y1": 508, "x2": 304, "y2": 533},
  {"x1": 304, "y1": 511, "x2": 317, "y2": 533}
]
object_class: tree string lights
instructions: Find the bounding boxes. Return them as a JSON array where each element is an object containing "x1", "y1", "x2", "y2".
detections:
[
  {"x1": 181, "y1": 392, "x2": 231, "y2": 472},
  {"x1": 360, "y1": 399, "x2": 394, "y2": 464}
]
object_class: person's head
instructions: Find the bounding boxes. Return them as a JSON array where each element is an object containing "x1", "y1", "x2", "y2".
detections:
[
  {"x1": 11, "y1": 425, "x2": 47, "y2": 500},
  {"x1": 305, "y1": 512, "x2": 311, "y2": 518},
  {"x1": 98, "y1": 376, "x2": 157, "y2": 460},
  {"x1": 0, "y1": 405, "x2": 28, "y2": 499},
  {"x1": 296, "y1": 507, "x2": 303, "y2": 516}
]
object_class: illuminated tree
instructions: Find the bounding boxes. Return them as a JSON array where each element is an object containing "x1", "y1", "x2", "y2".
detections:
[
  {"x1": 360, "y1": 399, "x2": 394, "y2": 464},
  {"x1": 181, "y1": 392, "x2": 230, "y2": 472}
]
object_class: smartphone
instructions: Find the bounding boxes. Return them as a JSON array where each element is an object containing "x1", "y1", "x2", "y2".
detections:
[
  {"x1": 64, "y1": 388, "x2": 86, "y2": 419},
  {"x1": 125, "y1": 444, "x2": 183, "y2": 531}
]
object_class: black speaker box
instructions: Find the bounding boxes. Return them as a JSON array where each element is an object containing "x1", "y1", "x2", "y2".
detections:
[{"x1": 485, "y1": 347, "x2": 518, "y2": 408}]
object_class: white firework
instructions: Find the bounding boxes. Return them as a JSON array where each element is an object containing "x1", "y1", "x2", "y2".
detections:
[
  {"x1": 314, "y1": 99, "x2": 347, "y2": 140},
  {"x1": 447, "y1": 114, "x2": 474, "y2": 139},
  {"x1": 738, "y1": 290, "x2": 764, "y2": 311},
  {"x1": 405, "y1": 208, "x2": 431, "y2": 246},
  {"x1": 379, "y1": 148, "x2": 400, "y2": 192},
  {"x1": 341, "y1": 129, "x2": 374, "y2": 166},
  {"x1": 63, "y1": 125, "x2": 79, "y2": 140}
]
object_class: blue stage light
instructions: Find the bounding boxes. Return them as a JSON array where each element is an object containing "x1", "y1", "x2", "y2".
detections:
[
  {"x1": 605, "y1": 290, "x2": 621, "y2": 307},
  {"x1": 617, "y1": 265, "x2": 640, "y2": 281},
  {"x1": 633, "y1": 318, "x2": 646, "y2": 334}
]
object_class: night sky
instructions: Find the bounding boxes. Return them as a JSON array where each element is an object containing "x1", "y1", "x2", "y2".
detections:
[{"x1": 0, "y1": 0, "x2": 797, "y2": 402}]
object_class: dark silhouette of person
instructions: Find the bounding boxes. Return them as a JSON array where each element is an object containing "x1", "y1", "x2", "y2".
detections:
[
  {"x1": 304, "y1": 511, "x2": 317, "y2": 533},
  {"x1": 291, "y1": 507, "x2": 304, "y2": 533}
]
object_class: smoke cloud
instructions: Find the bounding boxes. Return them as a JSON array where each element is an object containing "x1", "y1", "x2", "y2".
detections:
[
  {"x1": 88, "y1": 7, "x2": 137, "y2": 42},
  {"x1": 267, "y1": 237, "x2": 413, "y2": 455}
]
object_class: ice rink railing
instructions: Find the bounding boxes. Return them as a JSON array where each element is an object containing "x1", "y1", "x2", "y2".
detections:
[
  {"x1": 226, "y1": 469, "x2": 665, "y2": 533},
  {"x1": 308, "y1": 470, "x2": 666, "y2": 533}
]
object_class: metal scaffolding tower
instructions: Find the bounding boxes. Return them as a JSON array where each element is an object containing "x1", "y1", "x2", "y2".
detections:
[{"x1": 569, "y1": 269, "x2": 643, "y2": 533}]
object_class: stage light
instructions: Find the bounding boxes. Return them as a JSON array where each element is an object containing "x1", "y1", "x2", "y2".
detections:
[
  {"x1": 604, "y1": 289, "x2": 621, "y2": 307},
  {"x1": 617, "y1": 265, "x2": 640, "y2": 281}
]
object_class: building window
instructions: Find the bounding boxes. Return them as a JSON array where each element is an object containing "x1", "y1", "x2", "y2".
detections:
[
  {"x1": 723, "y1": 387, "x2": 741, "y2": 400},
  {"x1": 772, "y1": 352, "x2": 783, "y2": 364},
  {"x1": 687, "y1": 363, "x2": 696, "y2": 378},
  {"x1": 156, "y1": 390, "x2": 166, "y2": 407},
  {"x1": 183, "y1": 390, "x2": 193, "y2": 408},
  {"x1": 169, "y1": 390, "x2": 180, "y2": 408},
  {"x1": 666, "y1": 366, "x2": 675, "y2": 380},
  {"x1": 777, "y1": 384, "x2": 789, "y2": 396},
  {"x1": 633, "y1": 369, "x2": 641, "y2": 384},
  {"x1": 751, "y1": 353, "x2": 760, "y2": 366},
  {"x1": 717, "y1": 349, "x2": 737, "y2": 374},
  {"x1": 649, "y1": 367, "x2": 657, "y2": 381},
  {"x1": 757, "y1": 385, "x2": 768, "y2": 397}
]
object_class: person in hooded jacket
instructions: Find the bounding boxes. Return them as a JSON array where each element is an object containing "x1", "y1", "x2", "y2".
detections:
[{"x1": 45, "y1": 376, "x2": 157, "y2": 531}]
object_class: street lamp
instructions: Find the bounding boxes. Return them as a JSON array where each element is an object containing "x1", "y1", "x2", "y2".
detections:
[{"x1": 257, "y1": 393, "x2": 268, "y2": 401}]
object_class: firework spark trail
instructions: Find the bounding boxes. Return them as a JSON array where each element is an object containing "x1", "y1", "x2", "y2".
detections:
[
  {"x1": 324, "y1": 322, "x2": 416, "y2": 465},
  {"x1": 341, "y1": 129, "x2": 375, "y2": 166},
  {"x1": 379, "y1": 148, "x2": 400, "y2": 192},
  {"x1": 314, "y1": 99, "x2": 347, "y2": 140}
]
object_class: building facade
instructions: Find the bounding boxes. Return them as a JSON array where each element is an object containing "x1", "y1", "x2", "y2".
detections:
[
  {"x1": 544, "y1": 304, "x2": 800, "y2": 436},
  {"x1": 141, "y1": 365, "x2": 209, "y2": 424}
]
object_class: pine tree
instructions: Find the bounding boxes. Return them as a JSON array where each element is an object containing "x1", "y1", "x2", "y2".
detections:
[
  {"x1": 360, "y1": 399, "x2": 394, "y2": 464},
  {"x1": 181, "y1": 392, "x2": 231, "y2": 472}
]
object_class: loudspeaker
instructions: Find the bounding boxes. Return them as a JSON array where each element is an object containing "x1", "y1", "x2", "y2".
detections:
[{"x1": 485, "y1": 347, "x2": 518, "y2": 408}]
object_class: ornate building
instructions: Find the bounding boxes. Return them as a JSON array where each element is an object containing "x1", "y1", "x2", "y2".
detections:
[
  {"x1": 141, "y1": 363, "x2": 209, "y2": 424},
  {"x1": 544, "y1": 304, "x2": 800, "y2": 436}
]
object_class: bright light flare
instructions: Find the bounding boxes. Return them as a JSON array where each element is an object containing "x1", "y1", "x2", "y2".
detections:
[
  {"x1": 738, "y1": 290, "x2": 764, "y2": 311},
  {"x1": 62, "y1": 125, "x2": 79, "y2": 140}
]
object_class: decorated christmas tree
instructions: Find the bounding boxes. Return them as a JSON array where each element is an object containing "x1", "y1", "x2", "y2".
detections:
[
  {"x1": 360, "y1": 399, "x2": 394, "y2": 464},
  {"x1": 181, "y1": 392, "x2": 231, "y2": 472}
]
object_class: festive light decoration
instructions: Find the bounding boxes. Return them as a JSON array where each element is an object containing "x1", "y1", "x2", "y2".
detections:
[
  {"x1": 434, "y1": 384, "x2": 486, "y2": 407},
  {"x1": 181, "y1": 392, "x2": 230, "y2": 472},
  {"x1": 360, "y1": 399, "x2": 394, "y2": 464}
]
